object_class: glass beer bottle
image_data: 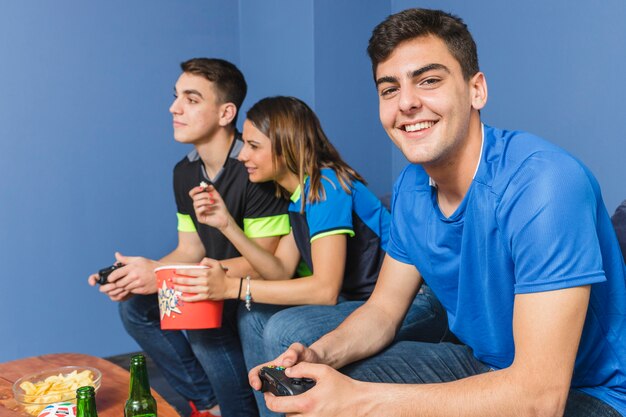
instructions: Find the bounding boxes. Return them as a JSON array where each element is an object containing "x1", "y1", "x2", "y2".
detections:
[
  {"x1": 124, "y1": 354, "x2": 158, "y2": 417},
  {"x1": 76, "y1": 385, "x2": 98, "y2": 417}
]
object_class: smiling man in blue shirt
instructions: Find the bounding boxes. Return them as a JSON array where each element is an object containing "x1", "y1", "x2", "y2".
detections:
[{"x1": 249, "y1": 8, "x2": 626, "y2": 417}]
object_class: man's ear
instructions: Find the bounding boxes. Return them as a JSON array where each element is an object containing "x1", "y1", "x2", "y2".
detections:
[
  {"x1": 219, "y1": 102, "x2": 238, "y2": 127},
  {"x1": 469, "y1": 72, "x2": 488, "y2": 111}
]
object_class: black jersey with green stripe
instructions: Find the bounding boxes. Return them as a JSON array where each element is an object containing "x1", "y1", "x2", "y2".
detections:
[
  {"x1": 289, "y1": 168, "x2": 390, "y2": 300},
  {"x1": 173, "y1": 134, "x2": 289, "y2": 260}
]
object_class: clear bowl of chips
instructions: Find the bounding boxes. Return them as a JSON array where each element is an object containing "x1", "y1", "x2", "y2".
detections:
[{"x1": 12, "y1": 366, "x2": 101, "y2": 416}]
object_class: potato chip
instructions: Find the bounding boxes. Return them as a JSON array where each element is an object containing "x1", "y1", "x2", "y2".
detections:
[{"x1": 18, "y1": 369, "x2": 95, "y2": 416}]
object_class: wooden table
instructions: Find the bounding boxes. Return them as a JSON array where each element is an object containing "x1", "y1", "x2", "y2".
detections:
[{"x1": 0, "y1": 353, "x2": 180, "y2": 417}]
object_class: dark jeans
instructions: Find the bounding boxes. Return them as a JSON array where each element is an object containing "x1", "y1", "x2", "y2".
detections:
[
  {"x1": 344, "y1": 341, "x2": 621, "y2": 417},
  {"x1": 119, "y1": 295, "x2": 259, "y2": 417},
  {"x1": 238, "y1": 286, "x2": 449, "y2": 417}
]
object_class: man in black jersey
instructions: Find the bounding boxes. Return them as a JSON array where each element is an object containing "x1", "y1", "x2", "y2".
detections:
[{"x1": 88, "y1": 58, "x2": 289, "y2": 417}]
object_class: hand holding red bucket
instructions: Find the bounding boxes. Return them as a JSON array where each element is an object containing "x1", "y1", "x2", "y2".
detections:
[{"x1": 154, "y1": 265, "x2": 224, "y2": 330}]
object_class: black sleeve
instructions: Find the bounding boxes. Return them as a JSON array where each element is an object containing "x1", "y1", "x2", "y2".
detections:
[
  {"x1": 173, "y1": 161, "x2": 191, "y2": 215},
  {"x1": 244, "y1": 181, "x2": 288, "y2": 220}
]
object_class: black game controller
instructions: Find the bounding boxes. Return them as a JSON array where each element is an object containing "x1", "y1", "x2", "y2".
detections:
[
  {"x1": 259, "y1": 366, "x2": 315, "y2": 396},
  {"x1": 96, "y1": 263, "x2": 124, "y2": 285}
]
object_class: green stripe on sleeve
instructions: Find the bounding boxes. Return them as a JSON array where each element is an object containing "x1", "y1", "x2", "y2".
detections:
[
  {"x1": 243, "y1": 214, "x2": 290, "y2": 238},
  {"x1": 177, "y1": 213, "x2": 197, "y2": 232},
  {"x1": 310, "y1": 228, "x2": 355, "y2": 243},
  {"x1": 290, "y1": 185, "x2": 302, "y2": 203}
]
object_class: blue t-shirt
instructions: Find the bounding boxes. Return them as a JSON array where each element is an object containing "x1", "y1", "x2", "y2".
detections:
[
  {"x1": 289, "y1": 168, "x2": 390, "y2": 300},
  {"x1": 387, "y1": 125, "x2": 626, "y2": 414}
]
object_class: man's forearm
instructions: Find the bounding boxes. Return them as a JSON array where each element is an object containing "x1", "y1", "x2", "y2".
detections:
[
  {"x1": 221, "y1": 221, "x2": 290, "y2": 279},
  {"x1": 159, "y1": 246, "x2": 203, "y2": 265},
  {"x1": 362, "y1": 366, "x2": 566, "y2": 417},
  {"x1": 220, "y1": 256, "x2": 257, "y2": 278},
  {"x1": 341, "y1": 286, "x2": 588, "y2": 417},
  {"x1": 311, "y1": 301, "x2": 399, "y2": 369}
]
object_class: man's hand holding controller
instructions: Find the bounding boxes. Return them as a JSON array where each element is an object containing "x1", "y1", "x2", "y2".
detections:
[
  {"x1": 249, "y1": 342, "x2": 322, "y2": 392},
  {"x1": 95, "y1": 262, "x2": 124, "y2": 285},
  {"x1": 250, "y1": 342, "x2": 374, "y2": 416},
  {"x1": 259, "y1": 365, "x2": 316, "y2": 396},
  {"x1": 87, "y1": 252, "x2": 161, "y2": 300}
]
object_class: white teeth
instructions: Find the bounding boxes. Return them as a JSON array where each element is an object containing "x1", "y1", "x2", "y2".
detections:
[{"x1": 404, "y1": 121, "x2": 435, "y2": 132}]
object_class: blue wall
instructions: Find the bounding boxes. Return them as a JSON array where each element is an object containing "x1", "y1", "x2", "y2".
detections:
[
  {"x1": 0, "y1": 0, "x2": 241, "y2": 362},
  {"x1": 313, "y1": 0, "x2": 392, "y2": 195},
  {"x1": 239, "y1": 0, "x2": 392, "y2": 195},
  {"x1": 239, "y1": 1, "x2": 315, "y2": 108},
  {"x1": 1, "y1": 1, "x2": 625, "y2": 362}
]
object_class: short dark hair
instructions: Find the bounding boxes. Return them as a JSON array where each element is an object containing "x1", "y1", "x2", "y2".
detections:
[
  {"x1": 180, "y1": 58, "x2": 247, "y2": 124},
  {"x1": 367, "y1": 8, "x2": 479, "y2": 81}
]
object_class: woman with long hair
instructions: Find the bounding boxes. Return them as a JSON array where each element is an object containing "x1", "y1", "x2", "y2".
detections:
[{"x1": 178, "y1": 96, "x2": 447, "y2": 416}]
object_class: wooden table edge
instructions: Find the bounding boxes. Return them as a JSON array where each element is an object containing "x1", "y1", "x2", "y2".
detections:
[{"x1": 0, "y1": 353, "x2": 180, "y2": 417}]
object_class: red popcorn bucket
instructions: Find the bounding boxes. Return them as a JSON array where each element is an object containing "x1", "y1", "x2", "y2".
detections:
[{"x1": 154, "y1": 265, "x2": 224, "y2": 329}]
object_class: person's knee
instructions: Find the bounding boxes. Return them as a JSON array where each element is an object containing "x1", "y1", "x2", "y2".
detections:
[
  {"x1": 118, "y1": 298, "x2": 137, "y2": 325},
  {"x1": 118, "y1": 295, "x2": 159, "y2": 331},
  {"x1": 262, "y1": 311, "x2": 310, "y2": 358},
  {"x1": 238, "y1": 308, "x2": 271, "y2": 341}
]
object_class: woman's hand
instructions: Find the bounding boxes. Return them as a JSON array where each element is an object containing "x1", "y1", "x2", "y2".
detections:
[
  {"x1": 173, "y1": 258, "x2": 233, "y2": 301},
  {"x1": 189, "y1": 184, "x2": 233, "y2": 231}
]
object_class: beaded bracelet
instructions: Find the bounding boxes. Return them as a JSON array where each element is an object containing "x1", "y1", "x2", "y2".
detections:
[{"x1": 245, "y1": 276, "x2": 252, "y2": 311}]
